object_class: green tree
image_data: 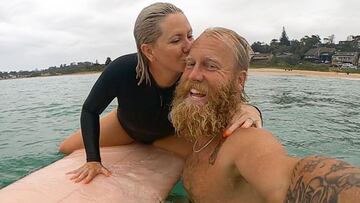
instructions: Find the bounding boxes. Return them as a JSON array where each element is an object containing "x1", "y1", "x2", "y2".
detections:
[
  {"x1": 270, "y1": 39, "x2": 279, "y2": 53},
  {"x1": 9, "y1": 71, "x2": 17, "y2": 76},
  {"x1": 299, "y1": 35, "x2": 321, "y2": 57},
  {"x1": 105, "y1": 57, "x2": 112, "y2": 65},
  {"x1": 269, "y1": 39, "x2": 290, "y2": 54},
  {"x1": 289, "y1": 39, "x2": 301, "y2": 56},
  {"x1": 251, "y1": 41, "x2": 271, "y2": 53},
  {"x1": 279, "y1": 26, "x2": 290, "y2": 46}
]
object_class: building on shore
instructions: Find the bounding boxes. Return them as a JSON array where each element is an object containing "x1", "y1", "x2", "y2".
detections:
[
  {"x1": 331, "y1": 52, "x2": 359, "y2": 68},
  {"x1": 304, "y1": 47, "x2": 336, "y2": 63},
  {"x1": 251, "y1": 53, "x2": 273, "y2": 62},
  {"x1": 275, "y1": 52, "x2": 293, "y2": 59}
]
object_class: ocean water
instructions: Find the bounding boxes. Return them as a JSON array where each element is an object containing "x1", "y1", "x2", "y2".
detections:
[{"x1": 0, "y1": 73, "x2": 359, "y2": 198}]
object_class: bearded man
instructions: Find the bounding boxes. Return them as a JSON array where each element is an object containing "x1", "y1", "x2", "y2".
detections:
[{"x1": 170, "y1": 27, "x2": 360, "y2": 203}]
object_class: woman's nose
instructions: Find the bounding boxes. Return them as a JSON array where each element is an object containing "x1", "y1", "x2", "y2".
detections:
[{"x1": 182, "y1": 38, "x2": 193, "y2": 54}]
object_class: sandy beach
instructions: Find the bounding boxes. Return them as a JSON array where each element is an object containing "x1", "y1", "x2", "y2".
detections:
[
  {"x1": 249, "y1": 68, "x2": 360, "y2": 79},
  {"x1": 73, "y1": 68, "x2": 360, "y2": 79}
]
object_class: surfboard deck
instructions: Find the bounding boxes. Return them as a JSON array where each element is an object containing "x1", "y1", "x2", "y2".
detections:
[{"x1": 0, "y1": 144, "x2": 184, "y2": 203}]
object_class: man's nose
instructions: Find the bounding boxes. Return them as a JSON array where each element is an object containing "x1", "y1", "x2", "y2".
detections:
[{"x1": 187, "y1": 66, "x2": 203, "y2": 82}]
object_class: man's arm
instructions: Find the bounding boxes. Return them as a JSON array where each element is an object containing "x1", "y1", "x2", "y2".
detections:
[
  {"x1": 285, "y1": 156, "x2": 360, "y2": 203},
  {"x1": 228, "y1": 128, "x2": 297, "y2": 202}
]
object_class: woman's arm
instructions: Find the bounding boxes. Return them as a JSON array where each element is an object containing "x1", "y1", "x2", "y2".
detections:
[
  {"x1": 81, "y1": 63, "x2": 119, "y2": 162},
  {"x1": 223, "y1": 103, "x2": 262, "y2": 138},
  {"x1": 67, "y1": 54, "x2": 137, "y2": 184}
]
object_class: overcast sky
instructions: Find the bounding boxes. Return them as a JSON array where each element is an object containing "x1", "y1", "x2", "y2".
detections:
[{"x1": 0, "y1": 0, "x2": 359, "y2": 71}]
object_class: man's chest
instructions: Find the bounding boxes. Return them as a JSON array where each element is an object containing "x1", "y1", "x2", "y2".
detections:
[
  {"x1": 182, "y1": 148, "x2": 262, "y2": 203},
  {"x1": 182, "y1": 147, "x2": 240, "y2": 203}
]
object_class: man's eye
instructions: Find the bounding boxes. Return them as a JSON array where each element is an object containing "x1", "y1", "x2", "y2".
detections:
[
  {"x1": 186, "y1": 61, "x2": 195, "y2": 68},
  {"x1": 207, "y1": 64, "x2": 218, "y2": 70}
]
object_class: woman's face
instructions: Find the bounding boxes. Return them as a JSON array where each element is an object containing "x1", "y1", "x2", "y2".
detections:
[{"x1": 150, "y1": 13, "x2": 193, "y2": 74}]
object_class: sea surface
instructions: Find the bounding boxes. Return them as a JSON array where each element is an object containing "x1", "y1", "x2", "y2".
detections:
[{"x1": 0, "y1": 73, "x2": 359, "y2": 199}]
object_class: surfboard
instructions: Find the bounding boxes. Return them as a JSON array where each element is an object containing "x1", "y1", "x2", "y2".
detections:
[{"x1": 0, "y1": 144, "x2": 184, "y2": 203}]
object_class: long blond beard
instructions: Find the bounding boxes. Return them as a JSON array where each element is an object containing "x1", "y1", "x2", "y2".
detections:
[{"x1": 170, "y1": 79, "x2": 240, "y2": 141}]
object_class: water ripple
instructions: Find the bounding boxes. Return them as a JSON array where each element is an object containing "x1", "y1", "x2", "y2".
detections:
[{"x1": 1, "y1": 73, "x2": 360, "y2": 188}]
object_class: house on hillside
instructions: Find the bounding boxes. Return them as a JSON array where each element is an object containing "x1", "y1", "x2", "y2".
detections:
[
  {"x1": 251, "y1": 53, "x2": 273, "y2": 62},
  {"x1": 354, "y1": 36, "x2": 360, "y2": 48},
  {"x1": 343, "y1": 35, "x2": 360, "y2": 48},
  {"x1": 331, "y1": 52, "x2": 359, "y2": 67},
  {"x1": 77, "y1": 62, "x2": 93, "y2": 67},
  {"x1": 275, "y1": 52, "x2": 293, "y2": 58},
  {"x1": 304, "y1": 47, "x2": 335, "y2": 63}
]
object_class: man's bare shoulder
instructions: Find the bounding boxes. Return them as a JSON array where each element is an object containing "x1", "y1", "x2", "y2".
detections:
[
  {"x1": 223, "y1": 127, "x2": 287, "y2": 158},
  {"x1": 221, "y1": 128, "x2": 298, "y2": 202},
  {"x1": 285, "y1": 156, "x2": 360, "y2": 203}
]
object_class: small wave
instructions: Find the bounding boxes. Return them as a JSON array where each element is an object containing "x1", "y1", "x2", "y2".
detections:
[
  {"x1": 340, "y1": 77, "x2": 360, "y2": 81},
  {"x1": 22, "y1": 140, "x2": 44, "y2": 147}
]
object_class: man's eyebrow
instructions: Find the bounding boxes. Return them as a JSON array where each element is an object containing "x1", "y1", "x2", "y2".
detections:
[{"x1": 204, "y1": 56, "x2": 219, "y2": 63}]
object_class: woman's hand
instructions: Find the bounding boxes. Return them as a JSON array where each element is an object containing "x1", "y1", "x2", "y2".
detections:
[
  {"x1": 223, "y1": 103, "x2": 262, "y2": 138},
  {"x1": 66, "y1": 162, "x2": 111, "y2": 184}
]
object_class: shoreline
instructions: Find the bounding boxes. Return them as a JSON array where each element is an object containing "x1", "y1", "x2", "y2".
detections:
[
  {"x1": 0, "y1": 71, "x2": 101, "y2": 81},
  {"x1": 72, "y1": 68, "x2": 360, "y2": 79},
  {"x1": 249, "y1": 68, "x2": 360, "y2": 79},
  {"x1": 2, "y1": 69, "x2": 360, "y2": 81}
]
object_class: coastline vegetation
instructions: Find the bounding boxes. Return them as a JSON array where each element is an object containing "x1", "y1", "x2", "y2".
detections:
[
  {"x1": 0, "y1": 57, "x2": 111, "y2": 80},
  {"x1": 1, "y1": 28, "x2": 360, "y2": 80},
  {"x1": 250, "y1": 27, "x2": 360, "y2": 74}
]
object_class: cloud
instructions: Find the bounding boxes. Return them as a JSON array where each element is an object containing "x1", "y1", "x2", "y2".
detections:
[
  {"x1": 0, "y1": 0, "x2": 359, "y2": 71},
  {"x1": 0, "y1": 0, "x2": 139, "y2": 71}
]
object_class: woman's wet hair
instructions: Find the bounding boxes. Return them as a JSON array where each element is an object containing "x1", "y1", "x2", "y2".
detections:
[{"x1": 134, "y1": 2, "x2": 183, "y2": 85}]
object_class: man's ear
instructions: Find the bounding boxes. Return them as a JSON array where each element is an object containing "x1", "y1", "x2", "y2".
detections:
[
  {"x1": 237, "y1": 70, "x2": 247, "y2": 90},
  {"x1": 140, "y1": 44, "x2": 155, "y2": 62}
]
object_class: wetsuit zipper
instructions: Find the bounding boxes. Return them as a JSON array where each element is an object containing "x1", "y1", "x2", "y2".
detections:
[
  {"x1": 156, "y1": 87, "x2": 164, "y2": 119},
  {"x1": 160, "y1": 95, "x2": 163, "y2": 108},
  {"x1": 158, "y1": 92, "x2": 164, "y2": 120}
]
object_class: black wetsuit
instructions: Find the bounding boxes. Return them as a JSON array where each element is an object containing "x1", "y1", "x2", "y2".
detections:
[{"x1": 81, "y1": 53, "x2": 177, "y2": 162}]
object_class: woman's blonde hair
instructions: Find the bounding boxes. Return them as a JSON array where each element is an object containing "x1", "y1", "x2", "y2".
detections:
[{"x1": 134, "y1": 2, "x2": 183, "y2": 85}]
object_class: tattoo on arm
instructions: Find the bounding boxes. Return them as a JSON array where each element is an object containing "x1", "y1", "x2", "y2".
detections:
[{"x1": 284, "y1": 156, "x2": 360, "y2": 203}]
